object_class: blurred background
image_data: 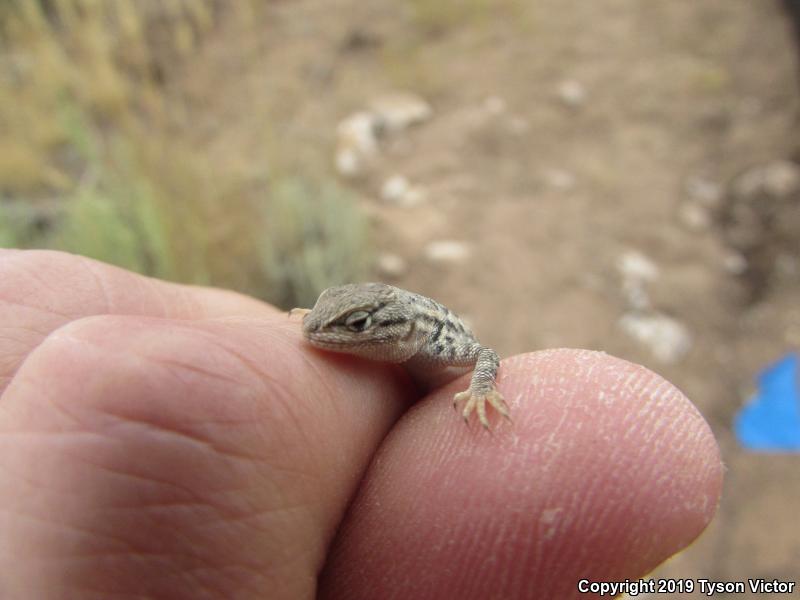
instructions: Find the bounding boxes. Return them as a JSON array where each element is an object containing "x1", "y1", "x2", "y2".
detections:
[{"x1": 1, "y1": 0, "x2": 798, "y2": 593}]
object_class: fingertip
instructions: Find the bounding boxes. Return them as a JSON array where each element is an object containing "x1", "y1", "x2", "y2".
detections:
[{"x1": 321, "y1": 349, "x2": 723, "y2": 599}]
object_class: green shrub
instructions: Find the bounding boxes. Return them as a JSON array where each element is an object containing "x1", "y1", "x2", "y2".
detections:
[{"x1": 261, "y1": 176, "x2": 368, "y2": 309}]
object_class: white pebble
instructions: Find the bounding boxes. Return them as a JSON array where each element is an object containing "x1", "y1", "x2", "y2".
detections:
[
  {"x1": 335, "y1": 111, "x2": 382, "y2": 177},
  {"x1": 617, "y1": 250, "x2": 659, "y2": 311},
  {"x1": 733, "y1": 159, "x2": 800, "y2": 200},
  {"x1": 380, "y1": 175, "x2": 427, "y2": 207},
  {"x1": 722, "y1": 251, "x2": 747, "y2": 275},
  {"x1": 369, "y1": 92, "x2": 433, "y2": 132},
  {"x1": 618, "y1": 312, "x2": 692, "y2": 364},
  {"x1": 685, "y1": 175, "x2": 723, "y2": 206},
  {"x1": 679, "y1": 202, "x2": 711, "y2": 231},
  {"x1": 375, "y1": 253, "x2": 408, "y2": 278},
  {"x1": 617, "y1": 250, "x2": 659, "y2": 283},
  {"x1": 424, "y1": 240, "x2": 471, "y2": 263},
  {"x1": 556, "y1": 80, "x2": 586, "y2": 108},
  {"x1": 381, "y1": 175, "x2": 410, "y2": 203}
]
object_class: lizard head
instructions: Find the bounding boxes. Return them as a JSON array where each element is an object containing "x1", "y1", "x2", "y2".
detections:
[{"x1": 300, "y1": 283, "x2": 416, "y2": 361}]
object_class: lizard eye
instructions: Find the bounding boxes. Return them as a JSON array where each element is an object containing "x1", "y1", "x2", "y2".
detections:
[{"x1": 345, "y1": 311, "x2": 372, "y2": 332}]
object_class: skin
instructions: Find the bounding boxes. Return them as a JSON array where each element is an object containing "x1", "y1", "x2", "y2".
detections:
[{"x1": 0, "y1": 250, "x2": 723, "y2": 599}]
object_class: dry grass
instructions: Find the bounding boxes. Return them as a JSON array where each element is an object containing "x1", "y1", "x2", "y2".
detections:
[
  {"x1": 0, "y1": 0, "x2": 368, "y2": 308},
  {"x1": 404, "y1": 0, "x2": 521, "y2": 33}
]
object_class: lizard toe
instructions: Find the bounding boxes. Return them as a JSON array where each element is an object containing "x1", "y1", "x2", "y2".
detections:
[
  {"x1": 486, "y1": 389, "x2": 511, "y2": 421},
  {"x1": 453, "y1": 387, "x2": 509, "y2": 428}
]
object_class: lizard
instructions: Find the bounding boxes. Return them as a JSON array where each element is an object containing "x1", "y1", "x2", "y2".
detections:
[{"x1": 290, "y1": 282, "x2": 510, "y2": 428}]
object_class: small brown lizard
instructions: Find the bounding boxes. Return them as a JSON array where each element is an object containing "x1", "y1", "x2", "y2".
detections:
[{"x1": 291, "y1": 283, "x2": 510, "y2": 428}]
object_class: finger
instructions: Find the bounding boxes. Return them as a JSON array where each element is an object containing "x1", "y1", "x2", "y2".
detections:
[
  {"x1": 0, "y1": 314, "x2": 413, "y2": 600},
  {"x1": 0, "y1": 250, "x2": 276, "y2": 394},
  {"x1": 319, "y1": 349, "x2": 723, "y2": 600}
]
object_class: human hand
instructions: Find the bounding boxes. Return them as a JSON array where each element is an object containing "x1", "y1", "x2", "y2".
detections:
[{"x1": 0, "y1": 250, "x2": 722, "y2": 599}]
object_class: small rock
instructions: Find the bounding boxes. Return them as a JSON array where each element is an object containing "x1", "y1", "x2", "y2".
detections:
[
  {"x1": 335, "y1": 111, "x2": 382, "y2": 177},
  {"x1": 380, "y1": 175, "x2": 427, "y2": 207},
  {"x1": 369, "y1": 92, "x2": 432, "y2": 133},
  {"x1": 617, "y1": 250, "x2": 659, "y2": 283},
  {"x1": 381, "y1": 175, "x2": 410, "y2": 203},
  {"x1": 732, "y1": 159, "x2": 800, "y2": 201},
  {"x1": 685, "y1": 175, "x2": 723, "y2": 206},
  {"x1": 722, "y1": 251, "x2": 748, "y2": 275},
  {"x1": 556, "y1": 80, "x2": 586, "y2": 108},
  {"x1": 542, "y1": 168, "x2": 577, "y2": 191},
  {"x1": 618, "y1": 312, "x2": 692, "y2": 364},
  {"x1": 376, "y1": 253, "x2": 407, "y2": 278},
  {"x1": 624, "y1": 285, "x2": 651, "y2": 312},
  {"x1": 679, "y1": 202, "x2": 711, "y2": 231},
  {"x1": 617, "y1": 250, "x2": 659, "y2": 311},
  {"x1": 335, "y1": 148, "x2": 361, "y2": 177},
  {"x1": 424, "y1": 240, "x2": 471, "y2": 263}
]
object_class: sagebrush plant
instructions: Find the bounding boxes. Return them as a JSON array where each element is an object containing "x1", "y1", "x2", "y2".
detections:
[
  {"x1": 0, "y1": 0, "x2": 370, "y2": 308},
  {"x1": 260, "y1": 176, "x2": 369, "y2": 309}
]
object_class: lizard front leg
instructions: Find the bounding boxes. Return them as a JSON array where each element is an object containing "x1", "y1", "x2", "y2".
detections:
[{"x1": 451, "y1": 345, "x2": 510, "y2": 428}]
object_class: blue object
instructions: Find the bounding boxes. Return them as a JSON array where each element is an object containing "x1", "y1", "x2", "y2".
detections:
[{"x1": 734, "y1": 353, "x2": 800, "y2": 451}]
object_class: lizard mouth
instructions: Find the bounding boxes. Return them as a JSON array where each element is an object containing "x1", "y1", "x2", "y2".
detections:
[
  {"x1": 304, "y1": 331, "x2": 388, "y2": 356},
  {"x1": 307, "y1": 337, "x2": 340, "y2": 348},
  {"x1": 305, "y1": 333, "x2": 359, "y2": 349}
]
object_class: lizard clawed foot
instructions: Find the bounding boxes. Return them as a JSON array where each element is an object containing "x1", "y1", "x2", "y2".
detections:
[{"x1": 453, "y1": 386, "x2": 511, "y2": 429}]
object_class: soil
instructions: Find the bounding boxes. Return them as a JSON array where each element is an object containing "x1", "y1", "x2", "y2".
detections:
[{"x1": 174, "y1": 0, "x2": 800, "y2": 594}]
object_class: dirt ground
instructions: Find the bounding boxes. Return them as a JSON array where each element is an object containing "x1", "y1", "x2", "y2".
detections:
[{"x1": 174, "y1": 0, "x2": 799, "y2": 595}]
